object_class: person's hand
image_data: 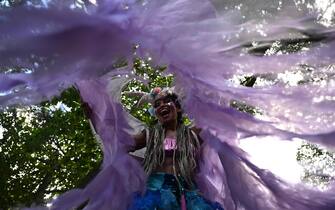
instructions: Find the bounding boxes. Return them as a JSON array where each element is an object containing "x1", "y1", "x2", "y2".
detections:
[{"x1": 82, "y1": 102, "x2": 92, "y2": 117}]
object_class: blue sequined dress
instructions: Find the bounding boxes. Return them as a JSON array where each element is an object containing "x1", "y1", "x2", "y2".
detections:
[{"x1": 128, "y1": 172, "x2": 224, "y2": 210}]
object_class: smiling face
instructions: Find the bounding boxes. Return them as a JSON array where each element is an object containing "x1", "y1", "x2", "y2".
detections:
[{"x1": 153, "y1": 95, "x2": 181, "y2": 126}]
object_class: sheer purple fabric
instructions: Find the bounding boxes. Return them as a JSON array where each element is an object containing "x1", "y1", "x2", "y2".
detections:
[
  {"x1": 1, "y1": 0, "x2": 335, "y2": 209},
  {"x1": 52, "y1": 76, "x2": 146, "y2": 210}
]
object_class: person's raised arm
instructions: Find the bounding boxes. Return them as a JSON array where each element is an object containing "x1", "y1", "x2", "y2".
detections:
[
  {"x1": 82, "y1": 99, "x2": 147, "y2": 153},
  {"x1": 129, "y1": 129, "x2": 147, "y2": 152}
]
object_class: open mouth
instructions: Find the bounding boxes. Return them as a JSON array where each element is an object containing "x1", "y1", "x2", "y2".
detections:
[{"x1": 158, "y1": 106, "x2": 171, "y2": 118}]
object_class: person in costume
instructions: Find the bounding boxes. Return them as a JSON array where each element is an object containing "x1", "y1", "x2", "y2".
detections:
[
  {"x1": 127, "y1": 87, "x2": 224, "y2": 210},
  {"x1": 2, "y1": 0, "x2": 335, "y2": 209}
]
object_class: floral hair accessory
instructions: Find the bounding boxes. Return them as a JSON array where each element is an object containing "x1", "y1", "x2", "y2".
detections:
[
  {"x1": 150, "y1": 87, "x2": 162, "y2": 99},
  {"x1": 123, "y1": 87, "x2": 179, "y2": 116}
]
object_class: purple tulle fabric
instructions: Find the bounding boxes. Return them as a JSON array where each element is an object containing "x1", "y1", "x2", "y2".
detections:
[{"x1": 1, "y1": 0, "x2": 335, "y2": 209}]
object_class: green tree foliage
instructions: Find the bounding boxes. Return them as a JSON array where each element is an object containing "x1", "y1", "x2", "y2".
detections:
[
  {"x1": 297, "y1": 142, "x2": 335, "y2": 188},
  {"x1": 0, "y1": 57, "x2": 173, "y2": 208},
  {"x1": 235, "y1": 39, "x2": 335, "y2": 188},
  {"x1": 0, "y1": 88, "x2": 102, "y2": 209},
  {"x1": 230, "y1": 76, "x2": 261, "y2": 115},
  {"x1": 121, "y1": 58, "x2": 174, "y2": 126}
]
